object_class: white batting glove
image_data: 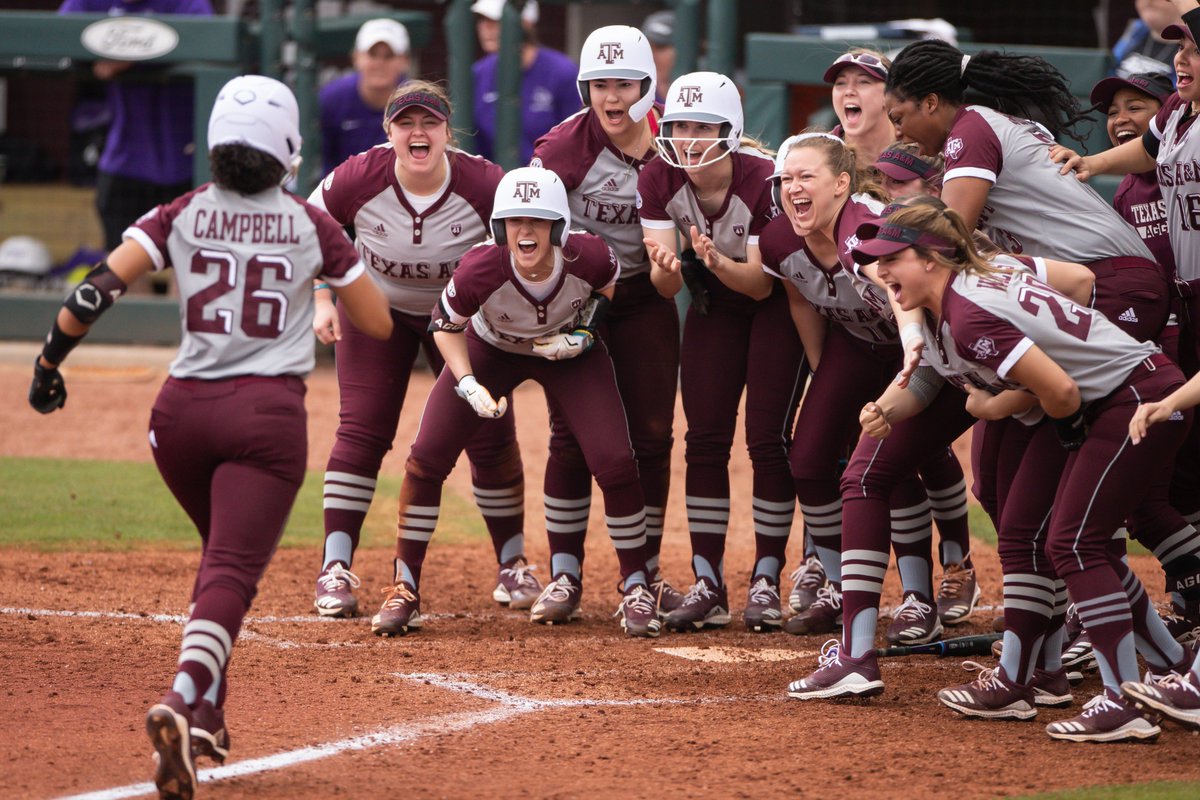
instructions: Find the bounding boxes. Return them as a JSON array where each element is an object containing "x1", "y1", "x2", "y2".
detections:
[
  {"x1": 531, "y1": 330, "x2": 593, "y2": 361},
  {"x1": 455, "y1": 375, "x2": 509, "y2": 418}
]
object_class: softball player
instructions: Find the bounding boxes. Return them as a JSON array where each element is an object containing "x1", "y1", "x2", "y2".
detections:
[
  {"x1": 527, "y1": 25, "x2": 683, "y2": 621},
  {"x1": 640, "y1": 71, "x2": 805, "y2": 632},
  {"x1": 824, "y1": 48, "x2": 897, "y2": 167},
  {"x1": 27, "y1": 76, "x2": 392, "y2": 798},
  {"x1": 307, "y1": 80, "x2": 538, "y2": 620},
  {"x1": 762, "y1": 135, "x2": 973, "y2": 644},
  {"x1": 838, "y1": 202, "x2": 1192, "y2": 742},
  {"x1": 370, "y1": 166, "x2": 663, "y2": 639}
]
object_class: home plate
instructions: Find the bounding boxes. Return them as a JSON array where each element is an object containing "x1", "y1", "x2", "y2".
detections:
[{"x1": 655, "y1": 646, "x2": 817, "y2": 663}]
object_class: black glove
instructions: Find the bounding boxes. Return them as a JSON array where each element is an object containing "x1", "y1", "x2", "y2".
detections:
[
  {"x1": 29, "y1": 358, "x2": 67, "y2": 414},
  {"x1": 679, "y1": 248, "x2": 710, "y2": 317},
  {"x1": 1051, "y1": 405, "x2": 1088, "y2": 451}
]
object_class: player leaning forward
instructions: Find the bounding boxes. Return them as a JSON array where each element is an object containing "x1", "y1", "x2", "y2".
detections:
[
  {"x1": 27, "y1": 76, "x2": 391, "y2": 799},
  {"x1": 371, "y1": 166, "x2": 664, "y2": 638}
]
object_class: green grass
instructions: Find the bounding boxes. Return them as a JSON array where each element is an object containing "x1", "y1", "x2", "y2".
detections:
[
  {"x1": 967, "y1": 499, "x2": 1149, "y2": 556},
  {"x1": 0, "y1": 456, "x2": 486, "y2": 551},
  {"x1": 1017, "y1": 782, "x2": 1200, "y2": 800}
]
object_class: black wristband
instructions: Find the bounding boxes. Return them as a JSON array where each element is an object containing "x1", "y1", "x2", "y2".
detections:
[
  {"x1": 41, "y1": 319, "x2": 84, "y2": 366},
  {"x1": 1051, "y1": 404, "x2": 1088, "y2": 452}
]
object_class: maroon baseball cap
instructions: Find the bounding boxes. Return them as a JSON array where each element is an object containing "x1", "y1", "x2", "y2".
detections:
[
  {"x1": 1090, "y1": 72, "x2": 1174, "y2": 108},
  {"x1": 874, "y1": 147, "x2": 937, "y2": 182},
  {"x1": 823, "y1": 51, "x2": 888, "y2": 84},
  {"x1": 850, "y1": 221, "x2": 957, "y2": 265},
  {"x1": 1162, "y1": 23, "x2": 1195, "y2": 43}
]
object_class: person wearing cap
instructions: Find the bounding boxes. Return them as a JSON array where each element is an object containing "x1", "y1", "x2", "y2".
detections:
[
  {"x1": 824, "y1": 48, "x2": 896, "y2": 168},
  {"x1": 471, "y1": 0, "x2": 580, "y2": 164},
  {"x1": 642, "y1": 10, "x2": 676, "y2": 105},
  {"x1": 839, "y1": 199, "x2": 1194, "y2": 743},
  {"x1": 57, "y1": 0, "x2": 214, "y2": 262},
  {"x1": 318, "y1": 18, "x2": 411, "y2": 173},
  {"x1": 306, "y1": 80, "x2": 539, "y2": 632},
  {"x1": 874, "y1": 141, "x2": 944, "y2": 200}
]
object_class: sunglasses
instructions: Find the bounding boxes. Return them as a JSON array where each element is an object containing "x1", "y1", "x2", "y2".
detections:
[{"x1": 830, "y1": 52, "x2": 888, "y2": 73}]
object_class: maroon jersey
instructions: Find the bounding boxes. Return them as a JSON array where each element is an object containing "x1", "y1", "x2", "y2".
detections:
[
  {"x1": 760, "y1": 195, "x2": 896, "y2": 343},
  {"x1": 127, "y1": 183, "x2": 363, "y2": 379},
  {"x1": 637, "y1": 148, "x2": 776, "y2": 259},
  {"x1": 1112, "y1": 171, "x2": 1175, "y2": 279},
  {"x1": 533, "y1": 110, "x2": 657, "y2": 278},
  {"x1": 432, "y1": 232, "x2": 619, "y2": 356},
  {"x1": 939, "y1": 265, "x2": 1157, "y2": 402},
  {"x1": 310, "y1": 147, "x2": 503, "y2": 315}
]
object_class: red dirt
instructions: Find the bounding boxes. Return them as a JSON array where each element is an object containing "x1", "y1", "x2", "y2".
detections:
[{"x1": 1, "y1": 352, "x2": 1197, "y2": 800}]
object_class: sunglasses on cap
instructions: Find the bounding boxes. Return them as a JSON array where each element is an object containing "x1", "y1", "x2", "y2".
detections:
[{"x1": 824, "y1": 52, "x2": 889, "y2": 83}]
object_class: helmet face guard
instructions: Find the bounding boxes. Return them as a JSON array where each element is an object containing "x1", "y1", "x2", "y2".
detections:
[{"x1": 655, "y1": 120, "x2": 735, "y2": 170}]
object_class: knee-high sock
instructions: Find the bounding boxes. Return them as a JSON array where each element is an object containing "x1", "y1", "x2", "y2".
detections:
[
  {"x1": 1065, "y1": 568, "x2": 1140, "y2": 697},
  {"x1": 394, "y1": 473, "x2": 441, "y2": 589},
  {"x1": 999, "y1": 573, "x2": 1055, "y2": 685},
  {"x1": 800, "y1": 498, "x2": 843, "y2": 584},
  {"x1": 322, "y1": 459, "x2": 377, "y2": 569}
]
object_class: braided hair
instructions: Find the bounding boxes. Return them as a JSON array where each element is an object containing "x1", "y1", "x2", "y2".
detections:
[{"x1": 886, "y1": 39, "x2": 1091, "y2": 143}]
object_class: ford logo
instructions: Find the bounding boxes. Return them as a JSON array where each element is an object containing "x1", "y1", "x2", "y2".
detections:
[{"x1": 80, "y1": 18, "x2": 180, "y2": 60}]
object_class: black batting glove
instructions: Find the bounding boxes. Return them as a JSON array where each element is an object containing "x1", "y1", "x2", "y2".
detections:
[
  {"x1": 679, "y1": 248, "x2": 710, "y2": 317},
  {"x1": 29, "y1": 358, "x2": 67, "y2": 414},
  {"x1": 1051, "y1": 405, "x2": 1087, "y2": 451}
]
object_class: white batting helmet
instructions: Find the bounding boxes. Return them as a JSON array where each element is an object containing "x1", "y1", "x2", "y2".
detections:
[
  {"x1": 656, "y1": 71, "x2": 743, "y2": 170},
  {"x1": 208, "y1": 75, "x2": 303, "y2": 181},
  {"x1": 491, "y1": 167, "x2": 572, "y2": 247},
  {"x1": 576, "y1": 25, "x2": 657, "y2": 123}
]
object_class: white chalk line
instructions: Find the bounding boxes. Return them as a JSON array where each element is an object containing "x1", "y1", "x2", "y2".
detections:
[{"x1": 56, "y1": 672, "x2": 707, "y2": 800}]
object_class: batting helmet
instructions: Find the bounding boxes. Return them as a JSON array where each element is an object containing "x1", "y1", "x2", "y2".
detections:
[
  {"x1": 491, "y1": 167, "x2": 572, "y2": 247},
  {"x1": 208, "y1": 75, "x2": 302, "y2": 181},
  {"x1": 576, "y1": 25, "x2": 657, "y2": 123},
  {"x1": 656, "y1": 71, "x2": 744, "y2": 170}
]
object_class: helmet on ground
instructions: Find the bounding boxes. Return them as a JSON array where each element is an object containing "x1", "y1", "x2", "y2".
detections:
[
  {"x1": 576, "y1": 25, "x2": 657, "y2": 123},
  {"x1": 0, "y1": 235, "x2": 52, "y2": 277},
  {"x1": 490, "y1": 167, "x2": 571, "y2": 247},
  {"x1": 656, "y1": 71, "x2": 743, "y2": 170},
  {"x1": 208, "y1": 75, "x2": 303, "y2": 181}
]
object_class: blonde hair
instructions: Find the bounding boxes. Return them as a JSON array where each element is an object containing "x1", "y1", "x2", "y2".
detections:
[
  {"x1": 783, "y1": 128, "x2": 888, "y2": 202},
  {"x1": 382, "y1": 79, "x2": 461, "y2": 147},
  {"x1": 885, "y1": 197, "x2": 1006, "y2": 276}
]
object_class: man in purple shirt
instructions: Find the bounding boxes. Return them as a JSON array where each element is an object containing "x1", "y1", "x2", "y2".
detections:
[
  {"x1": 470, "y1": 0, "x2": 580, "y2": 164},
  {"x1": 318, "y1": 18, "x2": 411, "y2": 173},
  {"x1": 58, "y1": 0, "x2": 213, "y2": 252}
]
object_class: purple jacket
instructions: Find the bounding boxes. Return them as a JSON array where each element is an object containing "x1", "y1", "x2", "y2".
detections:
[
  {"x1": 59, "y1": 0, "x2": 214, "y2": 185},
  {"x1": 318, "y1": 72, "x2": 407, "y2": 174},
  {"x1": 472, "y1": 46, "x2": 580, "y2": 164}
]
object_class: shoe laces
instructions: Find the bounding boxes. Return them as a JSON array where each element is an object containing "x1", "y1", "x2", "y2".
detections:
[
  {"x1": 501, "y1": 560, "x2": 539, "y2": 589},
  {"x1": 813, "y1": 584, "x2": 842, "y2": 611},
  {"x1": 682, "y1": 580, "x2": 718, "y2": 605},
  {"x1": 1080, "y1": 694, "x2": 1123, "y2": 717},
  {"x1": 937, "y1": 564, "x2": 973, "y2": 600},
  {"x1": 815, "y1": 638, "x2": 844, "y2": 671},
  {"x1": 318, "y1": 564, "x2": 361, "y2": 592},
  {"x1": 1151, "y1": 671, "x2": 1200, "y2": 697},
  {"x1": 379, "y1": 583, "x2": 417, "y2": 609},
  {"x1": 539, "y1": 575, "x2": 576, "y2": 604},
  {"x1": 961, "y1": 660, "x2": 1005, "y2": 691},
  {"x1": 747, "y1": 577, "x2": 779, "y2": 606},
  {"x1": 895, "y1": 593, "x2": 933, "y2": 622},
  {"x1": 618, "y1": 585, "x2": 657, "y2": 618},
  {"x1": 790, "y1": 556, "x2": 826, "y2": 590}
]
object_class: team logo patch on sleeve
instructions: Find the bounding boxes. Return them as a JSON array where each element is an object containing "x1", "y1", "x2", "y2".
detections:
[
  {"x1": 635, "y1": 191, "x2": 643, "y2": 210},
  {"x1": 944, "y1": 137, "x2": 964, "y2": 160},
  {"x1": 969, "y1": 336, "x2": 999, "y2": 360},
  {"x1": 323, "y1": 171, "x2": 335, "y2": 191},
  {"x1": 843, "y1": 233, "x2": 861, "y2": 253}
]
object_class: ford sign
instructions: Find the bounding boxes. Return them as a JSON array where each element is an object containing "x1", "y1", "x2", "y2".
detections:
[{"x1": 81, "y1": 18, "x2": 180, "y2": 60}]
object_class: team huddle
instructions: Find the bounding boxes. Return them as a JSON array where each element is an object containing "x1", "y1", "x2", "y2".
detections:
[{"x1": 26, "y1": 2, "x2": 1200, "y2": 797}]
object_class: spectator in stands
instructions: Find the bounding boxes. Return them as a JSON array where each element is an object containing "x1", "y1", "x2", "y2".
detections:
[
  {"x1": 643, "y1": 10, "x2": 676, "y2": 105},
  {"x1": 471, "y1": 0, "x2": 579, "y2": 164},
  {"x1": 57, "y1": 0, "x2": 213, "y2": 256},
  {"x1": 1113, "y1": 0, "x2": 1183, "y2": 78},
  {"x1": 319, "y1": 18, "x2": 411, "y2": 173}
]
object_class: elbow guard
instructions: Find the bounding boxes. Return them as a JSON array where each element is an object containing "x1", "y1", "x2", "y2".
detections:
[
  {"x1": 65, "y1": 261, "x2": 127, "y2": 325},
  {"x1": 904, "y1": 365, "x2": 945, "y2": 408}
]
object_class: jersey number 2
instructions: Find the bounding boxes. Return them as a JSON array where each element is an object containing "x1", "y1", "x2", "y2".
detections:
[
  {"x1": 187, "y1": 249, "x2": 294, "y2": 338},
  {"x1": 1015, "y1": 283, "x2": 1092, "y2": 341}
]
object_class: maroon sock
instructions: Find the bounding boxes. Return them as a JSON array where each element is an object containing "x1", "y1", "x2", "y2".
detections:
[
  {"x1": 1065, "y1": 566, "x2": 1139, "y2": 695},
  {"x1": 395, "y1": 469, "x2": 442, "y2": 589}
]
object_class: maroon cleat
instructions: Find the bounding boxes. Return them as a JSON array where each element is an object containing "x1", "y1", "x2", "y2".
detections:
[
  {"x1": 937, "y1": 662, "x2": 1037, "y2": 720},
  {"x1": 786, "y1": 639, "x2": 884, "y2": 699},
  {"x1": 145, "y1": 691, "x2": 196, "y2": 800}
]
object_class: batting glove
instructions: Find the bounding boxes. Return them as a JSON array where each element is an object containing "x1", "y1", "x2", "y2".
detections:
[
  {"x1": 29, "y1": 358, "x2": 67, "y2": 414},
  {"x1": 455, "y1": 374, "x2": 508, "y2": 418},
  {"x1": 531, "y1": 329, "x2": 593, "y2": 361}
]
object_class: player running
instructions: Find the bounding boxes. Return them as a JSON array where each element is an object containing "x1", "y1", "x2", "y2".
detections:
[{"x1": 27, "y1": 75, "x2": 392, "y2": 798}]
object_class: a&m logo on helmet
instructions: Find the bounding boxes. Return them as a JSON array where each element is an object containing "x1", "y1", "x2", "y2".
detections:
[
  {"x1": 514, "y1": 181, "x2": 541, "y2": 202},
  {"x1": 677, "y1": 85, "x2": 703, "y2": 107},
  {"x1": 597, "y1": 42, "x2": 625, "y2": 64}
]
